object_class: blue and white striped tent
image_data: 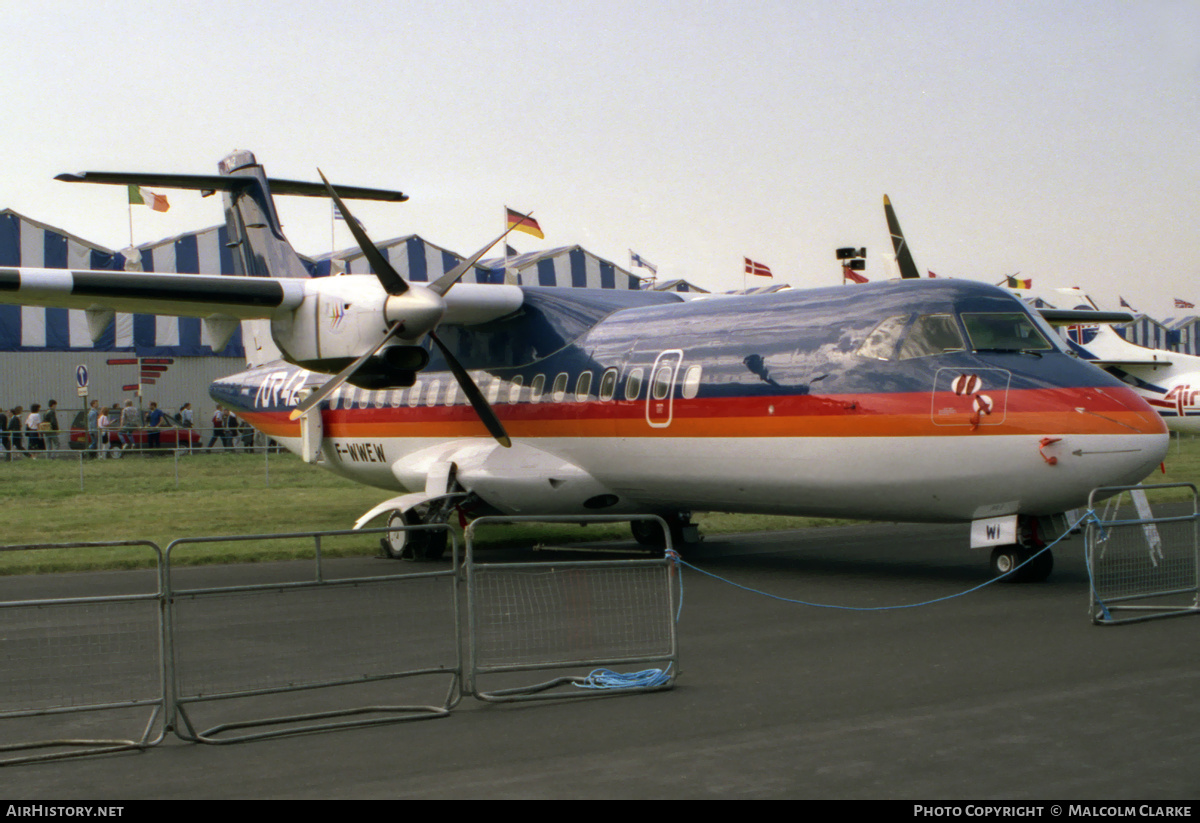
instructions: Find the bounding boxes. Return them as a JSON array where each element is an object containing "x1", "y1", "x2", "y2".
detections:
[
  {"x1": 316, "y1": 238, "x2": 644, "y2": 291},
  {"x1": 1169, "y1": 316, "x2": 1200, "y2": 355},
  {"x1": 312, "y1": 235, "x2": 501, "y2": 283},
  {"x1": 1117, "y1": 315, "x2": 1174, "y2": 351},
  {"x1": 478, "y1": 246, "x2": 644, "y2": 290},
  {"x1": 1, "y1": 214, "x2": 647, "y2": 359},
  {"x1": 0, "y1": 212, "x2": 245, "y2": 357}
]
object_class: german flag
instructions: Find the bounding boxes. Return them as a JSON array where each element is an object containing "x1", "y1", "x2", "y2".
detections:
[{"x1": 506, "y1": 208, "x2": 544, "y2": 239}]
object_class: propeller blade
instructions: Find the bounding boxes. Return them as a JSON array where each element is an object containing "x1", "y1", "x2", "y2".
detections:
[
  {"x1": 427, "y1": 209, "x2": 537, "y2": 297},
  {"x1": 288, "y1": 321, "x2": 406, "y2": 421},
  {"x1": 319, "y1": 169, "x2": 409, "y2": 296},
  {"x1": 429, "y1": 331, "x2": 512, "y2": 448},
  {"x1": 883, "y1": 195, "x2": 922, "y2": 280}
]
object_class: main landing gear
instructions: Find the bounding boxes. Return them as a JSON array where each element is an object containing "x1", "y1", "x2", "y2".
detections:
[
  {"x1": 630, "y1": 512, "x2": 700, "y2": 551},
  {"x1": 381, "y1": 502, "x2": 451, "y2": 561},
  {"x1": 989, "y1": 516, "x2": 1054, "y2": 583}
]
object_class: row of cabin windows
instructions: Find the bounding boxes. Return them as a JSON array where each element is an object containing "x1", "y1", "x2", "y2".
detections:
[{"x1": 330, "y1": 364, "x2": 704, "y2": 410}]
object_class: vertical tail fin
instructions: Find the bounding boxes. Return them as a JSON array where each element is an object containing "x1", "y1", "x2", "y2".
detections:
[
  {"x1": 883, "y1": 195, "x2": 922, "y2": 280},
  {"x1": 217, "y1": 150, "x2": 313, "y2": 281},
  {"x1": 55, "y1": 151, "x2": 409, "y2": 368}
]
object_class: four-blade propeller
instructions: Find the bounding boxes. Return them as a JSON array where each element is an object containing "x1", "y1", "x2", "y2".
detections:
[{"x1": 290, "y1": 172, "x2": 534, "y2": 449}]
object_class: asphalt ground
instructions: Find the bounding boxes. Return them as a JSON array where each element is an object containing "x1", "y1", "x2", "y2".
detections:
[{"x1": 2, "y1": 522, "x2": 1197, "y2": 800}]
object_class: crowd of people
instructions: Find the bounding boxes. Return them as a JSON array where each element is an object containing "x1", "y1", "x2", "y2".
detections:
[
  {"x1": 1, "y1": 399, "x2": 260, "y2": 460},
  {"x1": 0, "y1": 400, "x2": 61, "y2": 459}
]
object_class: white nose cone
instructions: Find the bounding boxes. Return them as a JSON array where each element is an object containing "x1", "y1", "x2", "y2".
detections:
[{"x1": 385, "y1": 286, "x2": 446, "y2": 339}]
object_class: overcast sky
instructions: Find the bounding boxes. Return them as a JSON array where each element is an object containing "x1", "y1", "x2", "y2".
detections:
[{"x1": 2, "y1": 0, "x2": 1196, "y2": 317}]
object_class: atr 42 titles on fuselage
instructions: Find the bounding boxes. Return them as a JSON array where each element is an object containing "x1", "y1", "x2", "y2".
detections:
[{"x1": 0, "y1": 150, "x2": 1168, "y2": 580}]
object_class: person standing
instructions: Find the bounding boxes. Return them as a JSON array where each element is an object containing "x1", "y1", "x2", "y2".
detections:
[
  {"x1": 8, "y1": 406, "x2": 25, "y2": 458},
  {"x1": 146, "y1": 402, "x2": 165, "y2": 451},
  {"x1": 86, "y1": 399, "x2": 101, "y2": 458},
  {"x1": 25, "y1": 404, "x2": 44, "y2": 455},
  {"x1": 206, "y1": 406, "x2": 227, "y2": 450},
  {"x1": 44, "y1": 400, "x2": 60, "y2": 457},
  {"x1": 98, "y1": 405, "x2": 119, "y2": 458},
  {"x1": 118, "y1": 400, "x2": 139, "y2": 450}
]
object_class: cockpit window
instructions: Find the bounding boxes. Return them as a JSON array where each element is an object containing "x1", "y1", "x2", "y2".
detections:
[
  {"x1": 857, "y1": 315, "x2": 908, "y2": 360},
  {"x1": 961, "y1": 313, "x2": 1054, "y2": 352},
  {"x1": 897, "y1": 314, "x2": 965, "y2": 360}
]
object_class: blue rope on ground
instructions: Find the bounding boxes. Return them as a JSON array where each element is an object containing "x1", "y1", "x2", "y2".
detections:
[
  {"x1": 673, "y1": 510, "x2": 1103, "y2": 612},
  {"x1": 573, "y1": 665, "x2": 673, "y2": 690}
]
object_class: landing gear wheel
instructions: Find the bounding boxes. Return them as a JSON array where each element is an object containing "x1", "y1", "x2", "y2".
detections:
[
  {"x1": 631, "y1": 514, "x2": 691, "y2": 550},
  {"x1": 381, "y1": 507, "x2": 448, "y2": 561},
  {"x1": 989, "y1": 545, "x2": 1053, "y2": 583},
  {"x1": 990, "y1": 546, "x2": 1022, "y2": 582},
  {"x1": 631, "y1": 518, "x2": 665, "y2": 548},
  {"x1": 1020, "y1": 548, "x2": 1054, "y2": 583}
]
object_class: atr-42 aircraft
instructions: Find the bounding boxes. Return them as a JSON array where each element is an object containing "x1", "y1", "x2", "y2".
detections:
[{"x1": 0, "y1": 152, "x2": 1169, "y2": 582}]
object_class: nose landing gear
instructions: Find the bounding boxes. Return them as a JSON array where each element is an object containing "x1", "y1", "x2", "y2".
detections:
[{"x1": 989, "y1": 516, "x2": 1054, "y2": 583}]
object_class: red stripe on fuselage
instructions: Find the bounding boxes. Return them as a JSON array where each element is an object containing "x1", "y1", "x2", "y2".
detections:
[{"x1": 236, "y1": 385, "x2": 1164, "y2": 440}]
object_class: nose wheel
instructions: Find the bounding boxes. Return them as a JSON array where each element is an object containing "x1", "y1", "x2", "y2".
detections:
[{"x1": 990, "y1": 544, "x2": 1053, "y2": 583}]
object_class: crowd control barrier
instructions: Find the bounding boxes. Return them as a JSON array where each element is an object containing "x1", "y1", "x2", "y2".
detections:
[
  {"x1": 463, "y1": 515, "x2": 679, "y2": 703},
  {"x1": 1086, "y1": 483, "x2": 1200, "y2": 625},
  {"x1": 165, "y1": 525, "x2": 461, "y2": 743},
  {"x1": 0, "y1": 540, "x2": 167, "y2": 765}
]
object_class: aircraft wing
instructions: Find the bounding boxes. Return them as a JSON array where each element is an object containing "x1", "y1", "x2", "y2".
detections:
[
  {"x1": 1037, "y1": 309, "x2": 1134, "y2": 326},
  {"x1": 0, "y1": 267, "x2": 304, "y2": 319},
  {"x1": 1088, "y1": 358, "x2": 1175, "y2": 367}
]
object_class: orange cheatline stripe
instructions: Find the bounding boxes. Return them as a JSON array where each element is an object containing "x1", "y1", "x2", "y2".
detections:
[{"x1": 243, "y1": 408, "x2": 1160, "y2": 440}]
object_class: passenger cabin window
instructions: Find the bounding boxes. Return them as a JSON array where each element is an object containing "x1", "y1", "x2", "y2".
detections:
[
  {"x1": 598, "y1": 368, "x2": 618, "y2": 401},
  {"x1": 625, "y1": 368, "x2": 644, "y2": 400},
  {"x1": 681, "y1": 365, "x2": 702, "y2": 399},
  {"x1": 897, "y1": 314, "x2": 965, "y2": 360},
  {"x1": 530, "y1": 374, "x2": 545, "y2": 403},
  {"x1": 857, "y1": 315, "x2": 908, "y2": 360},
  {"x1": 445, "y1": 382, "x2": 459, "y2": 405},
  {"x1": 486, "y1": 376, "x2": 501, "y2": 404},
  {"x1": 552, "y1": 373, "x2": 569, "y2": 402},
  {"x1": 407, "y1": 383, "x2": 422, "y2": 407},
  {"x1": 962, "y1": 313, "x2": 1054, "y2": 353},
  {"x1": 426, "y1": 380, "x2": 442, "y2": 407},
  {"x1": 507, "y1": 375, "x2": 524, "y2": 404},
  {"x1": 575, "y1": 371, "x2": 593, "y2": 401}
]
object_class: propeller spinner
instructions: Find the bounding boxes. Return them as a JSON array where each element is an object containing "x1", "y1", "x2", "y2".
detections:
[{"x1": 290, "y1": 174, "x2": 534, "y2": 449}]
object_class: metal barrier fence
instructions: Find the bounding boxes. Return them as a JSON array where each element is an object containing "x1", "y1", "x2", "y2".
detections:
[
  {"x1": 1086, "y1": 483, "x2": 1200, "y2": 625},
  {"x1": 1, "y1": 517, "x2": 680, "y2": 763},
  {"x1": 463, "y1": 515, "x2": 679, "y2": 703},
  {"x1": 0, "y1": 541, "x2": 166, "y2": 766},
  {"x1": 166, "y1": 526, "x2": 461, "y2": 743}
]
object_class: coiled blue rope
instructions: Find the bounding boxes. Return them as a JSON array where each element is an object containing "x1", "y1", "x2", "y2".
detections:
[{"x1": 574, "y1": 665, "x2": 674, "y2": 690}]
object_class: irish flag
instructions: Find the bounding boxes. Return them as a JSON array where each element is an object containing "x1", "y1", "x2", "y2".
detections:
[{"x1": 128, "y1": 185, "x2": 170, "y2": 212}]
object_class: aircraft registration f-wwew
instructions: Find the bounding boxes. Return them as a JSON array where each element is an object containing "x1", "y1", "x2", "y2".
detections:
[{"x1": 0, "y1": 151, "x2": 1169, "y2": 581}]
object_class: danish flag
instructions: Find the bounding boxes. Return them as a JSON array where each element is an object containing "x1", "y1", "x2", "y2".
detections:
[{"x1": 744, "y1": 258, "x2": 772, "y2": 278}]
